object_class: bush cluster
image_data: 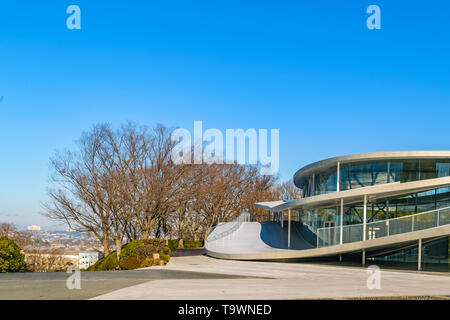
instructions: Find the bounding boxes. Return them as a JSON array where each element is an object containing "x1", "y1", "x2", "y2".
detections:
[
  {"x1": 140, "y1": 257, "x2": 154, "y2": 268},
  {"x1": 183, "y1": 240, "x2": 204, "y2": 249},
  {"x1": 120, "y1": 254, "x2": 140, "y2": 270},
  {"x1": 0, "y1": 236, "x2": 28, "y2": 273},
  {"x1": 119, "y1": 240, "x2": 144, "y2": 260},
  {"x1": 143, "y1": 239, "x2": 166, "y2": 248},
  {"x1": 162, "y1": 246, "x2": 171, "y2": 254},
  {"x1": 159, "y1": 253, "x2": 170, "y2": 263},
  {"x1": 134, "y1": 244, "x2": 158, "y2": 261},
  {"x1": 88, "y1": 252, "x2": 118, "y2": 271},
  {"x1": 167, "y1": 239, "x2": 179, "y2": 250},
  {"x1": 89, "y1": 238, "x2": 172, "y2": 270}
]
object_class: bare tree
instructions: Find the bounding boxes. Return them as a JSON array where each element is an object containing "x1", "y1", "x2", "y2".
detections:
[
  {"x1": 276, "y1": 180, "x2": 302, "y2": 200},
  {"x1": 42, "y1": 124, "x2": 114, "y2": 255},
  {"x1": 42, "y1": 121, "x2": 284, "y2": 253},
  {"x1": 25, "y1": 247, "x2": 74, "y2": 272},
  {"x1": 188, "y1": 163, "x2": 277, "y2": 242},
  {"x1": 132, "y1": 125, "x2": 193, "y2": 240},
  {"x1": 0, "y1": 223, "x2": 32, "y2": 248}
]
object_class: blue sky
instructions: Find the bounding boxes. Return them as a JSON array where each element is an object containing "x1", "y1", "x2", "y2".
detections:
[{"x1": 1, "y1": 1, "x2": 449, "y2": 228}]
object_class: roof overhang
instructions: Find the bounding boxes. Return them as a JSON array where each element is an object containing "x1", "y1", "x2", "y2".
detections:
[
  {"x1": 262, "y1": 176, "x2": 450, "y2": 212},
  {"x1": 254, "y1": 200, "x2": 293, "y2": 211},
  {"x1": 294, "y1": 150, "x2": 450, "y2": 189}
]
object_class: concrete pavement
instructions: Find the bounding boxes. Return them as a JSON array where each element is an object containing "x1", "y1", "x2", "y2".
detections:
[
  {"x1": 93, "y1": 255, "x2": 450, "y2": 300},
  {"x1": 0, "y1": 268, "x2": 253, "y2": 300}
]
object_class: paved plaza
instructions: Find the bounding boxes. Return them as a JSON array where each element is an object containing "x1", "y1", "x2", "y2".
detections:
[{"x1": 93, "y1": 255, "x2": 450, "y2": 300}]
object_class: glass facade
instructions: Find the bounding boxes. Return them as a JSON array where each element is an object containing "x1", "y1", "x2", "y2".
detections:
[
  {"x1": 341, "y1": 186, "x2": 450, "y2": 224},
  {"x1": 296, "y1": 186, "x2": 450, "y2": 247},
  {"x1": 301, "y1": 159, "x2": 450, "y2": 198},
  {"x1": 370, "y1": 237, "x2": 450, "y2": 266},
  {"x1": 282, "y1": 156, "x2": 450, "y2": 254}
]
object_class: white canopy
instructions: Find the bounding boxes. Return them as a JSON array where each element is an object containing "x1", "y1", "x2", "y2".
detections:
[{"x1": 254, "y1": 200, "x2": 291, "y2": 211}]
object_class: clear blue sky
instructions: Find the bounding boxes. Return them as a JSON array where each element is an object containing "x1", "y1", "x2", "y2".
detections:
[{"x1": 1, "y1": 1, "x2": 449, "y2": 228}]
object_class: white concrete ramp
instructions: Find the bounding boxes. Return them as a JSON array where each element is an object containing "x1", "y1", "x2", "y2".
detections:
[
  {"x1": 206, "y1": 220, "x2": 450, "y2": 261},
  {"x1": 206, "y1": 222, "x2": 282, "y2": 254},
  {"x1": 260, "y1": 221, "x2": 315, "y2": 250},
  {"x1": 206, "y1": 221, "x2": 316, "y2": 259}
]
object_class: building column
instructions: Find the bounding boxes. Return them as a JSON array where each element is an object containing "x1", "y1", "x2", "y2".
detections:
[
  {"x1": 288, "y1": 208, "x2": 291, "y2": 249},
  {"x1": 418, "y1": 238, "x2": 422, "y2": 271},
  {"x1": 337, "y1": 162, "x2": 340, "y2": 192},
  {"x1": 340, "y1": 198, "x2": 344, "y2": 245},
  {"x1": 362, "y1": 249, "x2": 366, "y2": 266},
  {"x1": 281, "y1": 211, "x2": 284, "y2": 228},
  {"x1": 363, "y1": 195, "x2": 367, "y2": 241}
]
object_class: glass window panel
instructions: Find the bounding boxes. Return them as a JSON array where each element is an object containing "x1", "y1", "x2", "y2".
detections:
[
  {"x1": 314, "y1": 166, "x2": 337, "y2": 195},
  {"x1": 419, "y1": 159, "x2": 438, "y2": 180},
  {"x1": 400, "y1": 159, "x2": 419, "y2": 183},
  {"x1": 388, "y1": 161, "x2": 403, "y2": 183},
  {"x1": 437, "y1": 161, "x2": 450, "y2": 178},
  {"x1": 339, "y1": 164, "x2": 350, "y2": 191},
  {"x1": 371, "y1": 161, "x2": 388, "y2": 185},
  {"x1": 350, "y1": 162, "x2": 373, "y2": 188}
]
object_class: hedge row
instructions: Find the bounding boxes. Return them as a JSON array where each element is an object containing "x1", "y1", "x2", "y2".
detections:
[
  {"x1": 167, "y1": 239, "x2": 204, "y2": 250},
  {"x1": 88, "y1": 239, "x2": 171, "y2": 271}
]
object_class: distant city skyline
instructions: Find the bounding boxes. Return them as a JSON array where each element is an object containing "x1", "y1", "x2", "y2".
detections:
[{"x1": 1, "y1": 1, "x2": 450, "y2": 227}]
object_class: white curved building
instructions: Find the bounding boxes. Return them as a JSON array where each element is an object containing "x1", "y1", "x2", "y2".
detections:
[{"x1": 206, "y1": 151, "x2": 450, "y2": 270}]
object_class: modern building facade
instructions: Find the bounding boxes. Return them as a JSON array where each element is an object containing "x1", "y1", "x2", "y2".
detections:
[
  {"x1": 206, "y1": 151, "x2": 450, "y2": 269},
  {"x1": 291, "y1": 151, "x2": 450, "y2": 241}
]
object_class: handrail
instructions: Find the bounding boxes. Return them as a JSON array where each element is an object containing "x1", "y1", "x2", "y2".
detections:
[
  {"x1": 207, "y1": 211, "x2": 252, "y2": 242},
  {"x1": 366, "y1": 205, "x2": 450, "y2": 225},
  {"x1": 207, "y1": 221, "x2": 243, "y2": 242},
  {"x1": 316, "y1": 205, "x2": 450, "y2": 248}
]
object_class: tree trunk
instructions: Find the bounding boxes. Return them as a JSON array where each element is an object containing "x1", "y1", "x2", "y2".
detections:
[
  {"x1": 115, "y1": 237, "x2": 122, "y2": 260},
  {"x1": 203, "y1": 226, "x2": 211, "y2": 243},
  {"x1": 102, "y1": 235, "x2": 110, "y2": 256}
]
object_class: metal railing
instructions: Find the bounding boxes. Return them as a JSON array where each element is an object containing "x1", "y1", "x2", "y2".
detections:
[
  {"x1": 317, "y1": 206, "x2": 450, "y2": 248},
  {"x1": 206, "y1": 212, "x2": 251, "y2": 242},
  {"x1": 207, "y1": 222, "x2": 243, "y2": 242}
]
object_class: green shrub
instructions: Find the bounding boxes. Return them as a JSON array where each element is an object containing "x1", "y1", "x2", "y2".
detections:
[
  {"x1": 119, "y1": 240, "x2": 144, "y2": 260},
  {"x1": 160, "y1": 246, "x2": 171, "y2": 255},
  {"x1": 183, "y1": 240, "x2": 204, "y2": 248},
  {"x1": 140, "y1": 257, "x2": 154, "y2": 268},
  {"x1": 120, "y1": 254, "x2": 140, "y2": 270},
  {"x1": 103, "y1": 252, "x2": 119, "y2": 270},
  {"x1": 167, "y1": 239, "x2": 179, "y2": 250},
  {"x1": 0, "y1": 236, "x2": 27, "y2": 273},
  {"x1": 142, "y1": 238, "x2": 166, "y2": 248},
  {"x1": 86, "y1": 239, "x2": 172, "y2": 271},
  {"x1": 159, "y1": 253, "x2": 170, "y2": 263},
  {"x1": 87, "y1": 262, "x2": 98, "y2": 271},
  {"x1": 134, "y1": 244, "x2": 157, "y2": 261},
  {"x1": 89, "y1": 252, "x2": 119, "y2": 271}
]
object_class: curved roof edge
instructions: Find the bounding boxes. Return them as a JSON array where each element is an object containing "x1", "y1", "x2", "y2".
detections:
[{"x1": 294, "y1": 150, "x2": 450, "y2": 188}]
